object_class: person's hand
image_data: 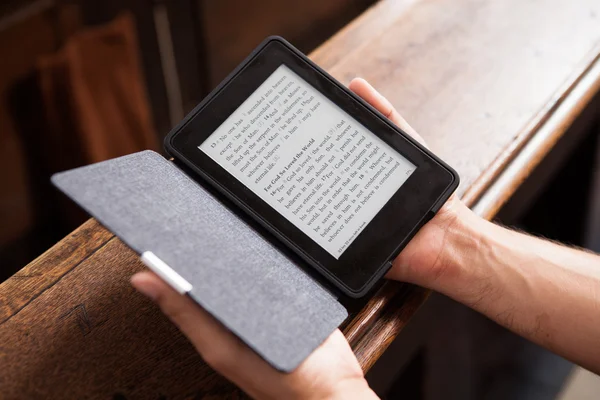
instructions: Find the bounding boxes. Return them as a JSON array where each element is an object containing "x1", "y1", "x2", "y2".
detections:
[
  {"x1": 131, "y1": 272, "x2": 377, "y2": 399},
  {"x1": 348, "y1": 78, "x2": 477, "y2": 293}
]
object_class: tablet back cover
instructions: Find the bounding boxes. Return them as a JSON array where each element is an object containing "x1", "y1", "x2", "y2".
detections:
[{"x1": 52, "y1": 150, "x2": 347, "y2": 372}]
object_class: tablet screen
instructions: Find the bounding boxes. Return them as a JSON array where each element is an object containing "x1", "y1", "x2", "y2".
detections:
[{"x1": 199, "y1": 64, "x2": 415, "y2": 259}]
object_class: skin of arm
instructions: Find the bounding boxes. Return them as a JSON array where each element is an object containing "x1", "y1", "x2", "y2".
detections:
[
  {"x1": 389, "y1": 199, "x2": 600, "y2": 374},
  {"x1": 131, "y1": 78, "x2": 600, "y2": 399}
]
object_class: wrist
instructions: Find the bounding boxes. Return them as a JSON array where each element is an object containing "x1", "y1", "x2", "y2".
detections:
[
  {"x1": 389, "y1": 197, "x2": 490, "y2": 298},
  {"x1": 427, "y1": 201, "x2": 493, "y2": 300},
  {"x1": 424, "y1": 199, "x2": 521, "y2": 312}
]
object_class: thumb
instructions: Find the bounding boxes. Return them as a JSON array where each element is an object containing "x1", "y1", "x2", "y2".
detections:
[
  {"x1": 130, "y1": 272, "x2": 240, "y2": 369},
  {"x1": 348, "y1": 77, "x2": 428, "y2": 148}
]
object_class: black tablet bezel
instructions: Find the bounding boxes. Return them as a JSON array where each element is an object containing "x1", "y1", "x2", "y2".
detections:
[{"x1": 165, "y1": 36, "x2": 459, "y2": 298}]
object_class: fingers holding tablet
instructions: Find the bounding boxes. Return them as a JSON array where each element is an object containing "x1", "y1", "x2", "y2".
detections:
[
  {"x1": 348, "y1": 78, "x2": 426, "y2": 147},
  {"x1": 131, "y1": 271, "x2": 373, "y2": 399}
]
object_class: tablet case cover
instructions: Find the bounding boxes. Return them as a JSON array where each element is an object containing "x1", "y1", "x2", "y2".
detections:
[{"x1": 52, "y1": 150, "x2": 347, "y2": 372}]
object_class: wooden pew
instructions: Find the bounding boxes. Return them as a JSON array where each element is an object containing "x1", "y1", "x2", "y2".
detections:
[{"x1": 2, "y1": 0, "x2": 600, "y2": 397}]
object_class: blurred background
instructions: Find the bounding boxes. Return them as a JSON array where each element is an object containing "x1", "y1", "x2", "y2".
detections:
[
  {"x1": 1, "y1": 1, "x2": 599, "y2": 399},
  {"x1": 0, "y1": 0, "x2": 375, "y2": 282}
]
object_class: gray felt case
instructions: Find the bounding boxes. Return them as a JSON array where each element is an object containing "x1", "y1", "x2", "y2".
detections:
[{"x1": 52, "y1": 150, "x2": 347, "y2": 372}]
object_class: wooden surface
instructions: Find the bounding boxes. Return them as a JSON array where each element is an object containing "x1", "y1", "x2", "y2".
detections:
[{"x1": 2, "y1": 0, "x2": 600, "y2": 398}]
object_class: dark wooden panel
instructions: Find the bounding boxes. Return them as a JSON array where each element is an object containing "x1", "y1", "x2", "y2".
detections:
[
  {"x1": 80, "y1": 0, "x2": 173, "y2": 136},
  {"x1": 201, "y1": 0, "x2": 375, "y2": 87},
  {"x1": 0, "y1": 6, "x2": 67, "y2": 254},
  {"x1": 165, "y1": 0, "x2": 209, "y2": 113}
]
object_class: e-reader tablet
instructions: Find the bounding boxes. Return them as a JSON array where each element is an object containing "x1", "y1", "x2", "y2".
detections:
[{"x1": 165, "y1": 36, "x2": 459, "y2": 298}]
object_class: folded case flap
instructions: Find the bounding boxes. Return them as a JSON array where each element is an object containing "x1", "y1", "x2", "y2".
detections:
[{"x1": 52, "y1": 150, "x2": 347, "y2": 372}]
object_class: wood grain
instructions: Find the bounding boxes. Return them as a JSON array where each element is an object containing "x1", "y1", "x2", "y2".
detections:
[
  {"x1": 2, "y1": 0, "x2": 600, "y2": 398},
  {"x1": 0, "y1": 219, "x2": 113, "y2": 323},
  {"x1": 472, "y1": 53, "x2": 600, "y2": 219}
]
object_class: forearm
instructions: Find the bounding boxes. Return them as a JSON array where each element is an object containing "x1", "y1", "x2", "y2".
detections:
[{"x1": 436, "y1": 207, "x2": 600, "y2": 373}]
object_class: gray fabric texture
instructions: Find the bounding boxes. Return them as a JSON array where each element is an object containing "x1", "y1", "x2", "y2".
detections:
[{"x1": 52, "y1": 150, "x2": 347, "y2": 372}]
